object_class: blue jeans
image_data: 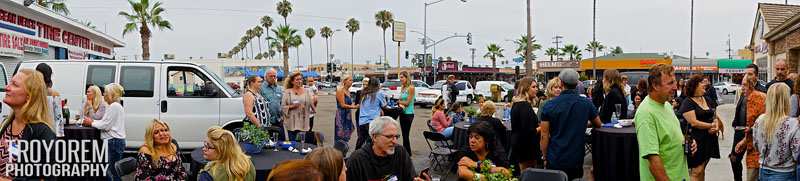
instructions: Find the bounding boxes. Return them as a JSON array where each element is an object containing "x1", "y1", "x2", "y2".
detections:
[
  {"x1": 107, "y1": 138, "x2": 125, "y2": 181},
  {"x1": 759, "y1": 168, "x2": 795, "y2": 181},
  {"x1": 441, "y1": 126, "x2": 454, "y2": 138}
]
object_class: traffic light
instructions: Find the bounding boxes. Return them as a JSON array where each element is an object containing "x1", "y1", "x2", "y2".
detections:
[
  {"x1": 466, "y1": 33, "x2": 472, "y2": 45},
  {"x1": 405, "y1": 51, "x2": 409, "y2": 59},
  {"x1": 326, "y1": 63, "x2": 332, "y2": 73}
]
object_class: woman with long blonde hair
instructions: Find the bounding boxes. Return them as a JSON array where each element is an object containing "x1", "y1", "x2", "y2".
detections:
[
  {"x1": 82, "y1": 85, "x2": 106, "y2": 120},
  {"x1": 397, "y1": 71, "x2": 415, "y2": 154},
  {"x1": 305, "y1": 147, "x2": 347, "y2": 181},
  {"x1": 135, "y1": 119, "x2": 186, "y2": 180},
  {"x1": 509, "y1": 77, "x2": 541, "y2": 170},
  {"x1": 202, "y1": 126, "x2": 256, "y2": 181},
  {"x1": 83, "y1": 83, "x2": 126, "y2": 181},
  {"x1": 282, "y1": 72, "x2": 313, "y2": 141},
  {"x1": 334, "y1": 75, "x2": 359, "y2": 154},
  {"x1": 752, "y1": 83, "x2": 800, "y2": 180},
  {"x1": 599, "y1": 69, "x2": 629, "y2": 122},
  {"x1": 0, "y1": 69, "x2": 55, "y2": 180}
]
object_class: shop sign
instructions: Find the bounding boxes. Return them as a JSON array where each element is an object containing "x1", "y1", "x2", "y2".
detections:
[
  {"x1": 719, "y1": 69, "x2": 746, "y2": 74},
  {"x1": 22, "y1": 36, "x2": 48, "y2": 54},
  {"x1": 68, "y1": 50, "x2": 85, "y2": 59},
  {"x1": 0, "y1": 31, "x2": 23, "y2": 58},
  {"x1": 439, "y1": 61, "x2": 458, "y2": 71},
  {"x1": 674, "y1": 66, "x2": 718, "y2": 71},
  {"x1": 537, "y1": 61, "x2": 579, "y2": 69}
]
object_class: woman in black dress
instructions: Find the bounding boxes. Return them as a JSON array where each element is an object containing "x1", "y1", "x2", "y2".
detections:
[
  {"x1": 679, "y1": 75, "x2": 723, "y2": 181},
  {"x1": 599, "y1": 69, "x2": 628, "y2": 122},
  {"x1": 509, "y1": 77, "x2": 541, "y2": 171}
]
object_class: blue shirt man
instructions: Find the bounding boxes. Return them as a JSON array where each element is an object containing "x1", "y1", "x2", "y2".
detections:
[
  {"x1": 260, "y1": 69, "x2": 283, "y2": 126},
  {"x1": 540, "y1": 69, "x2": 602, "y2": 180}
]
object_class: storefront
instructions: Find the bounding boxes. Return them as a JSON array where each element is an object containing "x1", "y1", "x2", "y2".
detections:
[
  {"x1": 579, "y1": 53, "x2": 672, "y2": 79},
  {"x1": 536, "y1": 60, "x2": 579, "y2": 81},
  {"x1": 672, "y1": 55, "x2": 718, "y2": 80},
  {"x1": 750, "y1": 3, "x2": 800, "y2": 80},
  {"x1": 0, "y1": 1, "x2": 124, "y2": 74},
  {"x1": 717, "y1": 59, "x2": 752, "y2": 84}
]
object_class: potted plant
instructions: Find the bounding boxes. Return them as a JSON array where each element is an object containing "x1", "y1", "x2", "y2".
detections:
[
  {"x1": 473, "y1": 160, "x2": 517, "y2": 181},
  {"x1": 238, "y1": 122, "x2": 269, "y2": 155},
  {"x1": 464, "y1": 107, "x2": 478, "y2": 123}
]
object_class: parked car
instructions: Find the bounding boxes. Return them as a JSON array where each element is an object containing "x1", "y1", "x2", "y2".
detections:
[
  {"x1": 475, "y1": 81, "x2": 514, "y2": 102},
  {"x1": 713, "y1": 82, "x2": 741, "y2": 95},
  {"x1": 349, "y1": 82, "x2": 363, "y2": 98},
  {"x1": 14, "y1": 60, "x2": 243, "y2": 151}
]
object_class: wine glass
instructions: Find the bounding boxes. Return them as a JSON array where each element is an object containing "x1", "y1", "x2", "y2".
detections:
[
  {"x1": 299, "y1": 132, "x2": 306, "y2": 151},
  {"x1": 272, "y1": 132, "x2": 279, "y2": 152},
  {"x1": 614, "y1": 104, "x2": 622, "y2": 119}
]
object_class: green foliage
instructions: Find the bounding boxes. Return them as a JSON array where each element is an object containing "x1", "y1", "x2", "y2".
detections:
[
  {"x1": 464, "y1": 107, "x2": 478, "y2": 118},
  {"x1": 239, "y1": 122, "x2": 269, "y2": 145},
  {"x1": 472, "y1": 160, "x2": 518, "y2": 181},
  {"x1": 579, "y1": 72, "x2": 589, "y2": 81}
]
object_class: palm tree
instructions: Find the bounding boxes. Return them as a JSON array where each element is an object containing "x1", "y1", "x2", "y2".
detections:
[
  {"x1": 240, "y1": 36, "x2": 250, "y2": 59},
  {"x1": 277, "y1": 0, "x2": 292, "y2": 26},
  {"x1": 561, "y1": 44, "x2": 580, "y2": 60},
  {"x1": 37, "y1": 0, "x2": 69, "y2": 15},
  {"x1": 119, "y1": 0, "x2": 173, "y2": 60},
  {"x1": 247, "y1": 29, "x2": 256, "y2": 59},
  {"x1": 346, "y1": 18, "x2": 360, "y2": 73},
  {"x1": 483, "y1": 44, "x2": 504, "y2": 78},
  {"x1": 585, "y1": 40, "x2": 605, "y2": 78},
  {"x1": 610, "y1": 46, "x2": 624, "y2": 55},
  {"x1": 513, "y1": 35, "x2": 542, "y2": 63},
  {"x1": 290, "y1": 35, "x2": 303, "y2": 71},
  {"x1": 375, "y1": 10, "x2": 394, "y2": 71},
  {"x1": 305, "y1": 28, "x2": 316, "y2": 68},
  {"x1": 320, "y1": 26, "x2": 333, "y2": 70},
  {"x1": 545, "y1": 48, "x2": 559, "y2": 61},
  {"x1": 269, "y1": 25, "x2": 300, "y2": 74},
  {"x1": 260, "y1": 16, "x2": 274, "y2": 42},
  {"x1": 254, "y1": 26, "x2": 264, "y2": 58}
]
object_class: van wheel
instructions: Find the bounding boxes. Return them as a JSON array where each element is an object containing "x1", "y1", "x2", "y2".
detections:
[
  {"x1": 467, "y1": 95, "x2": 474, "y2": 104},
  {"x1": 722, "y1": 89, "x2": 728, "y2": 95}
]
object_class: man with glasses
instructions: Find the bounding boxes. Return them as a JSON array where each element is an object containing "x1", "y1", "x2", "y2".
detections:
[
  {"x1": 346, "y1": 116, "x2": 428, "y2": 181},
  {"x1": 261, "y1": 68, "x2": 284, "y2": 139},
  {"x1": 764, "y1": 60, "x2": 794, "y2": 93}
]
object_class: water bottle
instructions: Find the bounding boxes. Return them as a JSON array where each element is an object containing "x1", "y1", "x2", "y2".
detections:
[{"x1": 611, "y1": 113, "x2": 619, "y2": 124}]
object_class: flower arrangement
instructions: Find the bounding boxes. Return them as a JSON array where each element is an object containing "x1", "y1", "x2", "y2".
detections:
[
  {"x1": 239, "y1": 122, "x2": 269, "y2": 145},
  {"x1": 472, "y1": 160, "x2": 517, "y2": 181}
]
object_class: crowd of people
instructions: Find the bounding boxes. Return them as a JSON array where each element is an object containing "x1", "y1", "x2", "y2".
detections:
[{"x1": 5, "y1": 59, "x2": 800, "y2": 181}]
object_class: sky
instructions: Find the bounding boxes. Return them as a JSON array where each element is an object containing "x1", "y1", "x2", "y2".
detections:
[{"x1": 62, "y1": 0, "x2": 782, "y2": 68}]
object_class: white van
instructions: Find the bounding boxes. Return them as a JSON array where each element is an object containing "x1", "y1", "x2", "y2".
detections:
[
  {"x1": 474, "y1": 81, "x2": 514, "y2": 102},
  {"x1": 15, "y1": 60, "x2": 244, "y2": 150}
]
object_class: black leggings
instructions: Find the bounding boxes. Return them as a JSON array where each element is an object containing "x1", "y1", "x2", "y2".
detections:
[
  {"x1": 356, "y1": 123, "x2": 371, "y2": 150},
  {"x1": 730, "y1": 129, "x2": 746, "y2": 181},
  {"x1": 400, "y1": 113, "x2": 414, "y2": 155}
]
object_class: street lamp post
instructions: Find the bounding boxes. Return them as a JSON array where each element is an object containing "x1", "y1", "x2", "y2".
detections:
[
  {"x1": 424, "y1": 0, "x2": 466, "y2": 83},
  {"x1": 689, "y1": 0, "x2": 694, "y2": 76}
]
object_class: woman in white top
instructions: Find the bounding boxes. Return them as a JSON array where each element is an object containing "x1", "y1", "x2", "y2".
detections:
[
  {"x1": 83, "y1": 85, "x2": 107, "y2": 120},
  {"x1": 83, "y1": 83, "x2": 126, "y2": 181},
  {"x1": 752, "y1": 83, "x2": 800, "y2": 180}
]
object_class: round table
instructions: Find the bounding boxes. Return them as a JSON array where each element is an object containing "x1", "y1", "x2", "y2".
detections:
[
  {"x1": 452, "y1": 120, "x2": 512, "y2": 151},
  {"x1": 63, "y1": 124, "x2": 101, "y2": 140},
  {"x1": 190, "y1": 146, "x2": 313, "y2": 180},
  {"x1": 591, "y1": 126, "x2": 638, "y2": 181}
]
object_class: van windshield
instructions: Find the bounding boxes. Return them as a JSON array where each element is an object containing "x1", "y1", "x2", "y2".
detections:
[{"x1": 200, "y1": 65, "x2": 239, "y2": 97}]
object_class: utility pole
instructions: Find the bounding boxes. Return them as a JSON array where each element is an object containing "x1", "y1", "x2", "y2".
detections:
[
  {"x1": 553, "y1": 35, "x2": 563, "y2": 61},
  {"x1": 525, "y1": 0, "x2": 533, "y2": 76},
  {"x1": 726, "y1": 34, "x2": 733, "y2": 59},
  {"x1": 470, "y1": 48, "x2": 476, "y2": 67},
  {"x1": 689, "y1": 0, "x2": 694, "y2": 76},
  {"x1": 592, "y1": 0, "x2": 597, "y2": 80}
]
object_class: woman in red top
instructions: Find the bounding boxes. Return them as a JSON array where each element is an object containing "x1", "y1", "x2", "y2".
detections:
[{"x1": 430, "y1": 99, "x2": 453, "y2": 138}]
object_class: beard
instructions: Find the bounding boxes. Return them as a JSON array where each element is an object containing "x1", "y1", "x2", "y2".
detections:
[{"x1": 385, "y1": 146, "x2": 396, "y2": 155}]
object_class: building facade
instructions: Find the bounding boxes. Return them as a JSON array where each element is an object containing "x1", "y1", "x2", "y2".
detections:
[
  {"x1": 750, "y1": 3, "x2": 800, "y2": 80},
  {"x1": 0, "y1": 1, "x2": 124, "y2": 75}
]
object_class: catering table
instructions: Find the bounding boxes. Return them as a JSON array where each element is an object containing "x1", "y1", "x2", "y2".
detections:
[
  {"x1": 591, "y1": 126, "x2": 638, "y2": 181},
  {"x1": 190, "y1": 145, "x2": 314, "y2": 180},
  {"x1": 63, "y1": 124, "x2": 101, "y2": 140},
  {"x1": 452, "y1": 121, "x2": 511, "y2": 151},
  {"x1": 62, "y1": 124, "x2": 103, "y2": 181}
]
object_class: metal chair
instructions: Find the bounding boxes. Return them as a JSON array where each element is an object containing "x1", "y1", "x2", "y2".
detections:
[
  {"x1": 423, "y1": 131, "x2": 456, "y2": 171},
  {"x1": 519, "y1": 168, "x2": 569, "y2": 181}
]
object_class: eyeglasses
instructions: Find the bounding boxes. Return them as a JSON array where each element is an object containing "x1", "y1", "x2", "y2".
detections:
[
  {"x1": 380, "y1": 134, "x2": 401, "y2": 140},
  {"x1": 203, "y1": 141, "x2": 216, "y2": 150}
]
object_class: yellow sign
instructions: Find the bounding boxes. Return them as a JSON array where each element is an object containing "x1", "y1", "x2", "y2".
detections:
[{"x1": 580, "y1": 58, "x2": 671, "y2": 70}]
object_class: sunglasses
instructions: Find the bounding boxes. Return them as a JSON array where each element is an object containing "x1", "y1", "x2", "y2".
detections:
[{"x1": 203, "y1": 141, "x2": 216, "y2": 150}]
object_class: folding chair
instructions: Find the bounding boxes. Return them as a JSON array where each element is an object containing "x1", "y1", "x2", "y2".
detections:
[
  {"x1": 423, "y1": 131, "x2": 456, "y2": 171},
  {"x1": 519, "y1": 168, "x2": 569, "y2": 181},
  {"x1": 114, "y1": 157, "x2": 138, "y2": 177}
]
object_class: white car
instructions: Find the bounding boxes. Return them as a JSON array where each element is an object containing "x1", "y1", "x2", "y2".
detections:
[
  {"x1": 474, "y1": 81, "x2": 514, "y2": 102},
  {"x1": 431, "y1": 80, "x2": 476, "y2": 104},
  {"x1": 713, "y1": 82, "x2": 741, "y2": 95},
  {"x1": 349, "y1": 82, "x2": 363, "y2": 98},
  {"x1": 382, "y1": 79, "x2": 432, "y2": 103}
]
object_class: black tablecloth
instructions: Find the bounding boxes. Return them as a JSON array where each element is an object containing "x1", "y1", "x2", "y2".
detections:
[
  {"x1": 190, "y1": 146, "x2": 312, "y2": 180},
  {"x1": 453, "y1": 121, "x2": 511, "y2": 151},
  {"x1": 591, "y1": 126, "x2": 638, "y2": 181},
  {"x1": 63, "y1": 124, "x2": 101, "y2": 140}
]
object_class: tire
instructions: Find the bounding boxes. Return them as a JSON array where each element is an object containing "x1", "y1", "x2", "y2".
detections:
[
  {"x1": 466, "y1": 95, "x2": 474, "y2": 104},
  {"x1": 722, "y1": 89, "x2": 728, "y2": 95}
]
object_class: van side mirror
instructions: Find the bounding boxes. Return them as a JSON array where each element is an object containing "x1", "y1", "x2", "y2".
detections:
[{"x1": 205, "y1": 89, "x2": 219, "y2": 98}]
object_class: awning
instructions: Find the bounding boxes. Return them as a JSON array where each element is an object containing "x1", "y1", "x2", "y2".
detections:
[{"x1": 717, "y1": 59, "x2": 752, "y2": 74}]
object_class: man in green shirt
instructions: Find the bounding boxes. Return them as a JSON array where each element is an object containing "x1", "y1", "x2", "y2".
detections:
[{"x1": 635, "y1": 64, "x2": 695, "y2": 181}]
